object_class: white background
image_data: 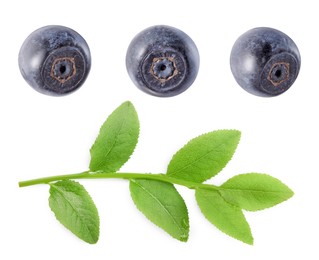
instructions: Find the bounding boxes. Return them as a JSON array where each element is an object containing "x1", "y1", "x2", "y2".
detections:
[{"x1": 1, "y1": 0, "x2": 318, "y2": 259}]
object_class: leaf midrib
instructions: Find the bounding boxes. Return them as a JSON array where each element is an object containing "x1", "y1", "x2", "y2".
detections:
[{"x1": 219, "y1": 187, "x2": 292, "y2": 195}]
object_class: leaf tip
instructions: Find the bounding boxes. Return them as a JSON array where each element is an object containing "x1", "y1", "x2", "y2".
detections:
[
  {"x1": 229, "y1": 129, "x2": 241, "y2": 141},
  {"x1": 179, "y1": 233, "x2": 189, "y2": 242},
  {"x1": 246, "y1": 240, "x2": 254, "y2": 246},
  {"x1": 87, "y1": 235, "x2": 99, "y2": 244},
  {"x1": 122, "y1": 100, "x2": 135, "y2": 109},
  {"x1": 288, "y1": 186, "x2": 294, "y2": 197},
  {"x1": 245, "y1": 234, "x2": 254, "y2": 245}
]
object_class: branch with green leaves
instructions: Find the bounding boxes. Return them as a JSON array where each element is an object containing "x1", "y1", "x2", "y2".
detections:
[{"x1": 19, "y1": 101, "x2": 294, "y2": 245}]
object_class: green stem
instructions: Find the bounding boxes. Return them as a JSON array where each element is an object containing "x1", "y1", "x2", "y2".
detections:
[{"x1": 18, "y1": 171, "x2": 219, "y2": 191}]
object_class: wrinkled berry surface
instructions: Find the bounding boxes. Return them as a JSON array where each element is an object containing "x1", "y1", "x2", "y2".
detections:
[
  {"x1": 126, "y1": 25, "x2": 200, "y2": 97},
  {"x1": 18, "y1": 25, "x2": 91, "y2": 96},
  {"x1": 230, "y1": 27, "x2": 301, "y2": 97}
]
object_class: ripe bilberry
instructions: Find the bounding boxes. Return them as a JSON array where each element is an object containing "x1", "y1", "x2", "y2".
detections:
[
  {"x1": 230, "y1": 27, "x2": 301, "y2": 97},
  {"x1": 19, "y1": 25, "x2": 91, "y2": 96},
  {"x1": 126, "y1": 25, "x2": 200, "y2": 97}
]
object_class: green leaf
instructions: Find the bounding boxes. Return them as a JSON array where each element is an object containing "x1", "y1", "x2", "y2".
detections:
[
  {"x1": 195, "y1": 188, "x2": 253, "y2": 245},
  {"x1": 167, "y1": 130, "x2": 241, "y2": 183},
  {"x1": 49, "y1": 180, "x2": 99, "y2": 244},
  {"x1": 129, "y1": 179, "x2": 189, "y2": 242},
  {"x1": 89, "y1": 101, "x2": 139, "y2": 172},
  {"x1": 219, "y1": 173, "x2": 294, "y2": 211}
]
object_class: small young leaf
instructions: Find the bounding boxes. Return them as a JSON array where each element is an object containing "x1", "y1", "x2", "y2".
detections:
[
  {"x1": 89, "y1": 101, "x2": 139, "y2": 172},
  {"x1": 49, "y1": 180, "x2": 99, "y2": 244},
  {"x1": 129, "y1": 179, "x2": 189, "y2": 242},
  {"x1": 219, "y1": 173, "x2": 294, "y2": 211},
  {"x1": 195, "y1": 188, "x2": 253, "y2": 245},
  {"x1": 167, "y1": 130, "x2": 241, "y2": 183}
]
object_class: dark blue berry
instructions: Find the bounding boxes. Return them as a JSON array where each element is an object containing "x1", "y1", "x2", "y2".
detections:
[
  {"x1": 18, "y1": 25, "x2": 91, "y2": 96},
  {"x1": 230, "y1": 27, "x2": 301, "y2": 97},
  {"x1": 126, "y1": 25, "x2": 200, "y2": 97}
]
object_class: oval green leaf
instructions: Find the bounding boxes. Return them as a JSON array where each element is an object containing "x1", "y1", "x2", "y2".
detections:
[
  {"x1": 130, "y1": 179, "x2": 189, "y2": 242},
  {"x1": 195, "y1": 188, "x2": 253, "y2": 245},
  {"x1": 167, "y1": 130, "x2": 241, "y2": 183},
  {"x1": 220, "y1": 173, "x2": 294, "y2": 211},
  {"x1": 49, "y1": 180, "x2": 99, "y2": 244},
  {"x1": 89, "y1": 101, "x2": 139, "y2": 172}
]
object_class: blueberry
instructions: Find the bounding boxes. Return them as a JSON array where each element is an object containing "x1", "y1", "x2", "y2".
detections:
[
  {"x1": 230, "y1": 27, "x2": 301, "y2": 97},
  {"x1": 126, "y1": 25, "x2": 200, "y2": 97},
  {"x1": 18, "y1": 25, "x2": 91, "y2": 96}
]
